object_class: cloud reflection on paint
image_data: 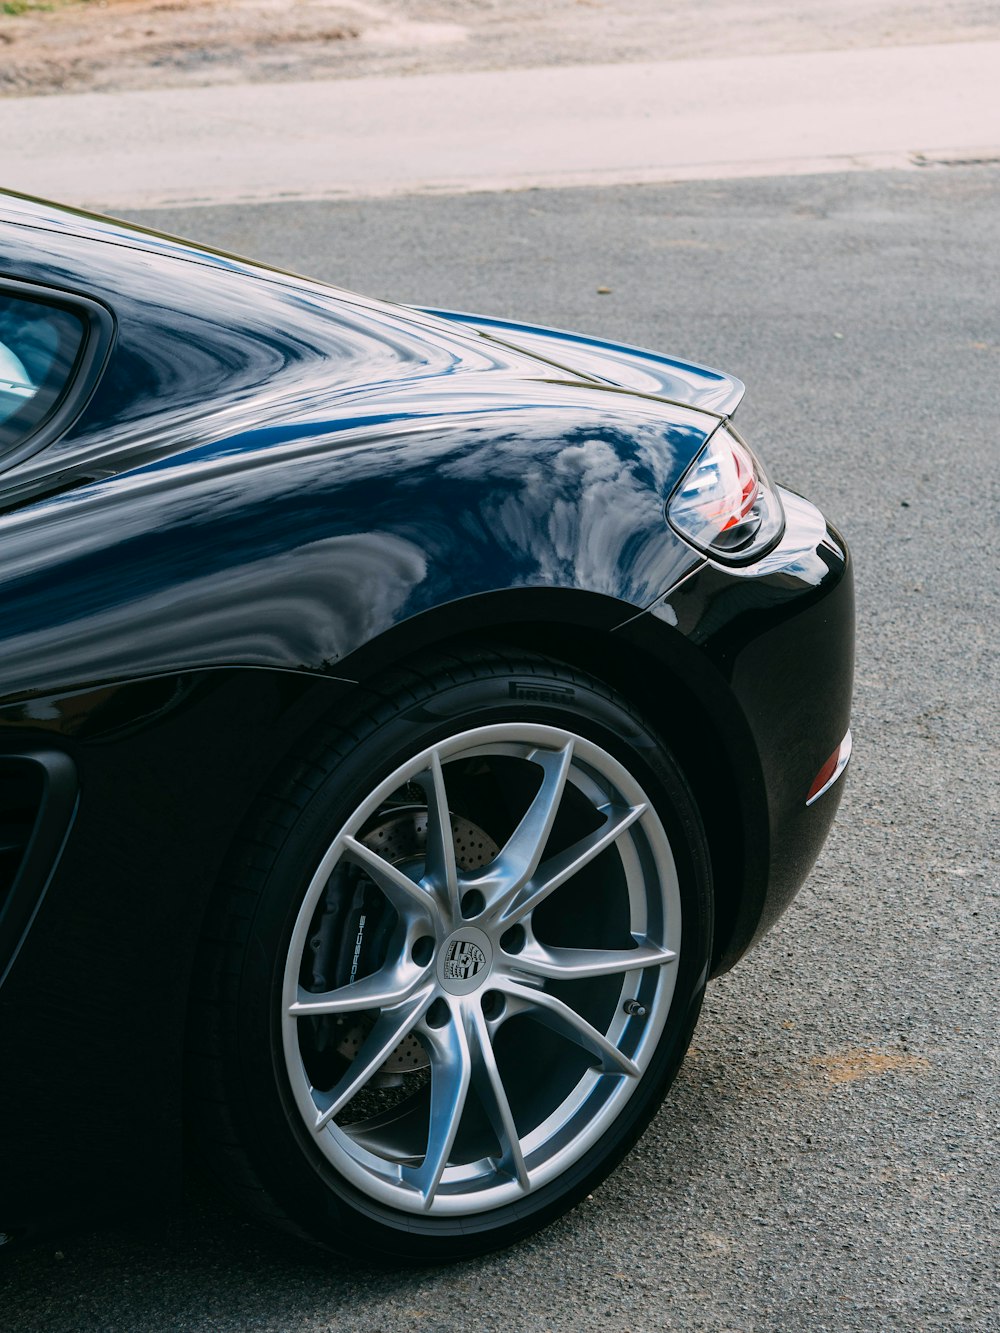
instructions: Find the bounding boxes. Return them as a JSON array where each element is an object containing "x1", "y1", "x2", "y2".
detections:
[{"x1": 0, "y1": 398, "x2": 710, "y2": 698}]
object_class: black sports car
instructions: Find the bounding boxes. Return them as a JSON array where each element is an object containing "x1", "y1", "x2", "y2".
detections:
[{"x1": 0, "y1": 192, "x2": 853, "y2": 1263}]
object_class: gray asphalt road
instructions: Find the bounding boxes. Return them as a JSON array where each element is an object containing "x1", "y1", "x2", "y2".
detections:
[{"x1": 3, "y1": 165, "x2": 998, "y2": 1331}]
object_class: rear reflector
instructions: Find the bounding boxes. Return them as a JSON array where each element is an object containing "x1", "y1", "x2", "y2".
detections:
[{"x1": 806, "y1": 730, "x2": 853, "y2": 806}]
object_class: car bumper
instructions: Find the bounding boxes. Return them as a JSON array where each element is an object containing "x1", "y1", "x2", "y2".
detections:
[{"x1": 619, "y1": 486, "x2": 854, "y2": 972}]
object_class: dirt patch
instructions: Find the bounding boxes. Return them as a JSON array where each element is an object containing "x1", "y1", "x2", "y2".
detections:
[
  {"x1": 2, "y1": 0, "x2": 999, "y2": 98},
  {"x1": 810, "y1": 1047, "x2": 932, "y2": 1086}
]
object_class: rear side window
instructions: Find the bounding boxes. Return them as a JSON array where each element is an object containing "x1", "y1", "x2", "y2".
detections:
[{"x1": 0, "y1": 293, "x2": 85, "y2": 455}]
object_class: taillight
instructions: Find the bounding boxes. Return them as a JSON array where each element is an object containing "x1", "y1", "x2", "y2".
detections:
[{"x1": 668, "y1": 425, "x2": 783, "y2": 559}]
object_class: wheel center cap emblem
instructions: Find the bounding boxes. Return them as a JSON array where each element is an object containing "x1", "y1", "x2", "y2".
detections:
[{"x1": 438, "y1": 926, "x2": 493, "y2": 995}]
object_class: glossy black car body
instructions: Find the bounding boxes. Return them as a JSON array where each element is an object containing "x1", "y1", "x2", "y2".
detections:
[{"x1": 0, "y1": 193, "x2": 852, "y2": 1250}]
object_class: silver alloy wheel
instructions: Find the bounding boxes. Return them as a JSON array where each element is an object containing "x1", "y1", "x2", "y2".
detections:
[{"x1": 281, "y1": 722, "x2": 682, "y2": 1216}]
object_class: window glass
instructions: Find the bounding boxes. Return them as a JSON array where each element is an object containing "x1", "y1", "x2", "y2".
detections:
[{"x1": 0, "y1": 293, "x2": 85, "y2": 454}]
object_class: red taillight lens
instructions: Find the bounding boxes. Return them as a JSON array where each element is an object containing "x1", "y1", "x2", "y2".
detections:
[
  {"x1": 721, "y1": 445, "x2": 759, "y2": 531},
  {"x1": 668, "y1": 425, "x2": 783, "y2": 558}
]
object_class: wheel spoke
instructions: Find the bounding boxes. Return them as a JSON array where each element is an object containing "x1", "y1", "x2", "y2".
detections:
[
  {"x1": 312, "y1": 990, "x2": 433, "y2": 1131},
  {"x1": 401, "y1": 1008, "x2": 472, "y2": 1208},
  {"x1": 485, "y1": 741, "x2": 574, "y2": 912},
  {"x1": 507, "y1": 938, "x2": 676, "y2": 982},
  {"x1": 342, "y1": 835, "x2": 439, "y2": 926},
  {"x1": 498, "y1": 800, "x2": 646, "y2": 926},
  {"x1": 501, "y1": 979, "x2": 640, "y2": 1079},
  {"x1": 289, "y1": 965, "x2": 416, "y2": 1017},
  {"x1": 413, "y1": 750, "x2": 461, "y2": 920},
  {"x1": 469, "y1": 1005, "x2": 529, "y2": 1191}
]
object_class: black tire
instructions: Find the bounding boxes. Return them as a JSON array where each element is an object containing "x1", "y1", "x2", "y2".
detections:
[{"x1": 188, "y1": 647, "x2": 712, "y2": 1262}]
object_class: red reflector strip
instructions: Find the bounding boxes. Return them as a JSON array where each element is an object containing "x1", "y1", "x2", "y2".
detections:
[{"x1": 806, "y1": 730, "x2": 853, "y2": 806}]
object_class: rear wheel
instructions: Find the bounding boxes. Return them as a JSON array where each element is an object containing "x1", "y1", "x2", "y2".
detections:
[{"x1": 189, "y1": 649, "x2": 712, "y2": 1260}]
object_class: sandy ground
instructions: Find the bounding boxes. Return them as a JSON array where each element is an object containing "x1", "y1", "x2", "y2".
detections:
[{"x1": 3, "y1": 0, "x2": 1000, "y2": 98}]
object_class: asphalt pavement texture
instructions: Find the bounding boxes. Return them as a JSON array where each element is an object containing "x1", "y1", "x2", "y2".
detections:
[{"x1": 3, "y1": 164, "x2": 997, "y2": 1331}]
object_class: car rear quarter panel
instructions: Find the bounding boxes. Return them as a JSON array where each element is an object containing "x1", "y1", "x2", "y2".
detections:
[
  {"x1": 0, "y1": 221, "x2": 715, "y2": 702},
  {"x1": 0, "y1": 403, "x2": 714, "y2": 702}
]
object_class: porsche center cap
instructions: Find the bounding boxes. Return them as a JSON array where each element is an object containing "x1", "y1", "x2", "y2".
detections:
[{"x1": 438, "y1": 927, "x2": 493, "y2": 995}]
